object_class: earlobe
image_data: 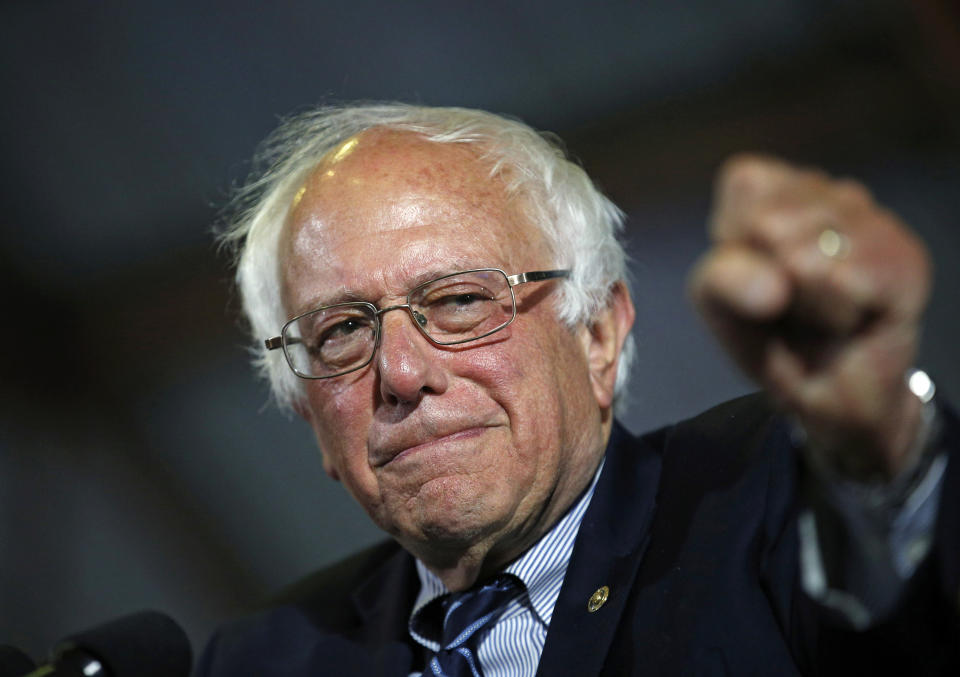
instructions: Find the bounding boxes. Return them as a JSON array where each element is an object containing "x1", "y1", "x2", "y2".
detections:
[
  {"x1": 293, "y1": 398, "x2": 311, "y2": 421},
  {"x1": 322, "y1": 456, "x2": 341, "y2": 482},
  {"x1": 580, "y1": 281, "x2": 636, "y2": 410},
  {"x1": 294, "y1": 398, "x2": 342, "y2": 482}
]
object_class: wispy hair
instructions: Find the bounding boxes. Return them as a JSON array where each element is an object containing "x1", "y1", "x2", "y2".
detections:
[{"x1": 219, "y1": 103, "x2": 634, "y2": 411}]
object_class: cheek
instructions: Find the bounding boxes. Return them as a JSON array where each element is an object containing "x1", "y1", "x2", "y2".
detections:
[
  {"x1": 459, "y1": 344, "x2": 526, "y2": 392},
  {"x1": 515, "y1": 324, "x2": 596, "y2": 439},
  {"x1": 468, "y1": 323, "x2": 582, "y2": 440},
  {"x1": 307, "y1": 372, "x2": 374, "y2": 429},
  {"x1": 303, "y1": 380, "x2": 377, "y2": 485}
]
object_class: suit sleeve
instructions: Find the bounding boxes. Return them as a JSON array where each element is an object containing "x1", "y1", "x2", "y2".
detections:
[{"x1": 791, "y1": 400, "x2": 960, "y2": 675}]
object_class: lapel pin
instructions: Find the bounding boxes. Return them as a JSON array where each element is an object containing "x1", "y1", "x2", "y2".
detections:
[{"x1": 587, "y1": 586, "x2": 610, "y2": 612}]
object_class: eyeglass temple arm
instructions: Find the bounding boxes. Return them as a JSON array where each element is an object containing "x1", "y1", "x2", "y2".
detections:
[
  {"x1": 265, "y1": 336, "x2": 298, "y2": 350},
  {"x1": 506, "y1": 269, "x2": 570, "y2": 286}
]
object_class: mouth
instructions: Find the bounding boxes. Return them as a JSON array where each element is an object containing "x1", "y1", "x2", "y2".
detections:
[{"x1": 370, "y1": 425, "x2": 491, "y2": 468}]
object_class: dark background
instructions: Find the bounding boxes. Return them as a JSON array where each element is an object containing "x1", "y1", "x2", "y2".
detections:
[{"x1": 1, "y1": 0, "x2": 957, "y2": 661}]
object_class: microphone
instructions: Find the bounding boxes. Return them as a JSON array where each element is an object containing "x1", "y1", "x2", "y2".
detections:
[
  {"x1": 0, "y1": 646, "x2": 35, "y2": 676},
  {"x1": 17, "y1": 611, "x2": 192, "y2": 677}
]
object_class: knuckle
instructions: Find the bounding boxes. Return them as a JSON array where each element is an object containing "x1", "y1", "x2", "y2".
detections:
[
  {"x1": 717, "y1": 154, "x2": 777, "y2": 194},
  {"x1": 788, "y1": 165, "x2": 828, "y2": 189},
  {"x1": 832, "y1": 178, "x2": 874, "y2": 206},
  {"x1": 746, "y1": 203, "x2": 803, "y2": 248}
]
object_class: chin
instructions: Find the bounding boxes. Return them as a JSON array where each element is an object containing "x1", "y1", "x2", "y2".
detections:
[
  {"x1": 415, "y1": 520, "x2": 487, "y2": 550},
  {"x1": 389, "y1": 492, "x2": 512, "y2": 554}
]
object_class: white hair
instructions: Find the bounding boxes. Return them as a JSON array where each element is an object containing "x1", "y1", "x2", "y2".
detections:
[{"x1": 219, "y1": 103, "x2": 635, "y2": 412}]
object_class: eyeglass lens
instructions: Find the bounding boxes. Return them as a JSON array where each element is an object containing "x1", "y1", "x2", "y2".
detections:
[{"x1": 282, "y1": 269, "x2": 515, "y2": 378}]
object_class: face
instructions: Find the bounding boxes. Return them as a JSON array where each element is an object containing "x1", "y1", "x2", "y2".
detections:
[{"x1": 280, "y1": 130, "x2": 619, "y2": 577}]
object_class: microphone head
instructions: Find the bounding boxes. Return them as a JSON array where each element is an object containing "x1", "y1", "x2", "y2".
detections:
[
  {"x1": 0, "y1": 645, "x2": 36, "y2": 677},
  {"x1": 55, "y1": 610, "x2": 192, "y2": 677}
]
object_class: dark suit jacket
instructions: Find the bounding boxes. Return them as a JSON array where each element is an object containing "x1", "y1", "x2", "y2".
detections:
[{"x1": 196, "y1": 395, "x2": 960, "y2": 675}]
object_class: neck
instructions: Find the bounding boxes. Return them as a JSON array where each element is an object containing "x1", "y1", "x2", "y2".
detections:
[{"x1": 412, "y1": 418, "x2": 613, "y2": 591}]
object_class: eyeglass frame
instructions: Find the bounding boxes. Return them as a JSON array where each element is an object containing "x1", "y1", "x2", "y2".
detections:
[{"x1": 264, "y1": 268, "x2": 571, "y2": 380}]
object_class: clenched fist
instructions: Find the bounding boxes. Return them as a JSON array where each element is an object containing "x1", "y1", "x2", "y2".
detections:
[{"x1": 689, "y1": 155, "x2": 932, "y2": 480}]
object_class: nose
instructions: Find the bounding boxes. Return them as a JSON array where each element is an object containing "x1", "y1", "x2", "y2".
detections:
[{"x1": 375, "y1": 305, "x2": 448, "y2": 405}]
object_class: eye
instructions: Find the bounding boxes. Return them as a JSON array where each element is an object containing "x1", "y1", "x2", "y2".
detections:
[
  {"x1": 323, "y1": 318, "x2": 365, "y2": 339},
  {"x1": 445, "y1": 292, "x2": 485, "y2": 306},
  {"x1": 309, "y1": 313, "x2": 375, "y2": 368},
  {"x1": 301, "y1": 309, "x2": 375, "y2": 354},
  {"x1": 421, "y1": 285, "x2": 495, "y2": 308},
  {"x1": 408, "y1": 271, "x2": 513, "y2": 339}
]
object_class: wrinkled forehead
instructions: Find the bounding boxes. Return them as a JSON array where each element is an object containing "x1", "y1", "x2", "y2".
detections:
[
  {"x1": 288, "y1": 128, "x2": 519, "y2": 228},
  {"x1": 278, "y1": 128, "x2": 552, "y2": 307}
]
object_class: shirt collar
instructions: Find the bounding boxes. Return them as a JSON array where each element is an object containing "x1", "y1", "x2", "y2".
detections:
[{"x1": 410, "y1": 458, "x2": 605, "y2": 630}]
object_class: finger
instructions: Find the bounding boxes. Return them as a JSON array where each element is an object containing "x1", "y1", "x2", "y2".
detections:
[
  {"x1": 711, "y1": 163, "x2": 929, "y2": 334},
  {"x1": 711, "y1": 158, "x2": 876, "y2": 256},
  {"x1": 688, "y1": 246, "x2": 789, "y2": 381},
  {"x1": 688, "y1": 244, "x2": 791, "y2": 322},
  {"x1": 716, "y1": 181, "x2": 840, "y2": 254},
  {"x1": 779, "y1": 234, "x2": 870, "y2": 335},
  {"x1": 780, "y1": 207, "x2": 931, "y2": 332},
  {"x1": 835, "y1": 207, "x2": 932, "y2": 322},
  {"x1": 710, "y1": 154, "x2": 825, "y2": 242}
]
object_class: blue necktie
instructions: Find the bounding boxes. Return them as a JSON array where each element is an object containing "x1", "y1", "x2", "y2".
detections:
[{"x1": 415, "y1": 573, "x2": 523, "y2": 677}]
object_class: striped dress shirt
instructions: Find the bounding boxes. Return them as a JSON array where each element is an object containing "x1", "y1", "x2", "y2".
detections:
[{"x1": 408, "y1": 461, "x2": 604, "y2": 677}]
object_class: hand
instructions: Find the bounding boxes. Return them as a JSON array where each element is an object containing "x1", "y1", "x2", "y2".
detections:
[{"x1": 688, "y1": 155, "x2": 932, "y2": 480}]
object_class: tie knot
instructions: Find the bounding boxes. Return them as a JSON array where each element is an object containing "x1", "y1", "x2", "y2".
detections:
[
  {"x1": 438, "y1": 574, "x2": 522, "y2": 648},
  {"x1": 412, "y1": 573, "x2": 523, "y2": 676}
]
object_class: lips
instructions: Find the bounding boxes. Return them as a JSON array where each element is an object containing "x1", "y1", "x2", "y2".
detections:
[{"x1": 369, "y1": 421, "x2": 494, "y2": 468}]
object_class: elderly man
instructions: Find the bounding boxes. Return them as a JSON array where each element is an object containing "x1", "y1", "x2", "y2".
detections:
[{"x1": 198, "y1": 104, "x2": 958, "y2": 675}]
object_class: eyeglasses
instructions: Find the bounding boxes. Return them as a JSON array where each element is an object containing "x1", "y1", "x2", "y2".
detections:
[{"x1": 265, "y1": 268, "x2": 570, "y2": 379}]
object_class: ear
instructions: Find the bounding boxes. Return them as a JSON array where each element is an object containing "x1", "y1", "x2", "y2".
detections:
[
  {"x1": 294, "y1": 398, "x2": 341, "y2": 482},
  {"x1": 577, "y1": 281, "x2": 636, "y2": 410}
]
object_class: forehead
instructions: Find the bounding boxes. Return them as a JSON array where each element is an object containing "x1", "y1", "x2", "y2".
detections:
[{"x1": 280, "y1": 129, "x2": 550, "y2": 310}]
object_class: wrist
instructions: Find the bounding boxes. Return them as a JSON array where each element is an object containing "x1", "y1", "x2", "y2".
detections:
[{"x1": 797, "y1": 369, "x2": 940, "y2": 507}]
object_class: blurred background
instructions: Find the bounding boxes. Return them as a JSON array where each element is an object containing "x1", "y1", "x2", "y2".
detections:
[{"x1": 1, "y1": 0, "x2": 958, "y2": 662}]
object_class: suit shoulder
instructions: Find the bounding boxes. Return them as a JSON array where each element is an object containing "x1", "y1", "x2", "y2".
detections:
[
  {"x1": 195, "y1": 540, "x2": 413, "y2": 676},
  {"x1": 632, "y1": 392, "x2": 788, "y2": 497},
  {"x1": 674, "y1": 392, "x2": 776, "y2": 439},
  {"x1": 270, "y1": 539, "x2": 404, "y2": 609},
  {"x1": 646, "y1": 393, "x2": 779, "y2": 456}
]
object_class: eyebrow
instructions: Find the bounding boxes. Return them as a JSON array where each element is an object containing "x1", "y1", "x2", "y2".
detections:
[
  {"x1": 298, "y1": 287, "x2": 367, "y2": 313},
  {"x1": 299, "y1": 260, "x2": 489, "y2": 312}
]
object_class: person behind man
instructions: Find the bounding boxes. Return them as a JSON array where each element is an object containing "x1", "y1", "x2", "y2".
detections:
[{"x1": 197, "y1": 104, "x2": 958, "y2": 675}]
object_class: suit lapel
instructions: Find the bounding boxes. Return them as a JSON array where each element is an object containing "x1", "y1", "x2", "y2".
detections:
[
  {"x1": 348, "y1": 545, "x2": 424, "y2": 675},
  {"x1": 536, "y1": 422, "x2": 662, "y2": 677},
  {"x1": 342, "y1": 423, "x2": 663, "y2": 677}
]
